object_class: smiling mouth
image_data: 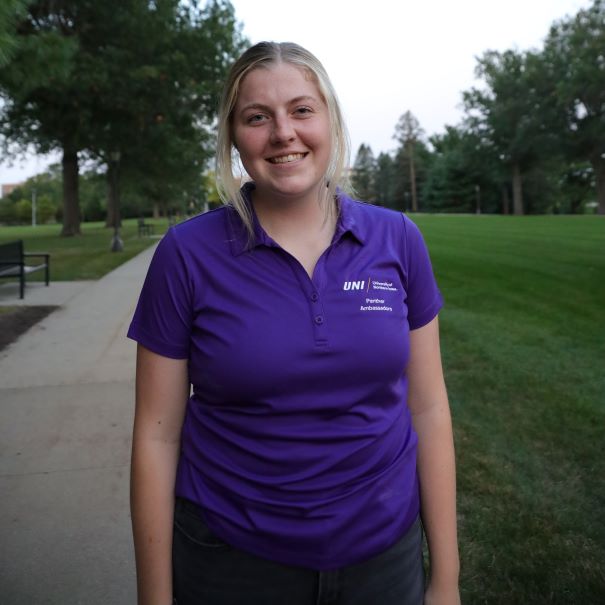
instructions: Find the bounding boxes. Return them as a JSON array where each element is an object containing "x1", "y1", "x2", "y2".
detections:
[{"x1": 267, "y1": 153, "x2": 307, "y2": 164}]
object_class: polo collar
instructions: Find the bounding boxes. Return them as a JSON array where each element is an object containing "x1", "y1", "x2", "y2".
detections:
[
  {"x1": 334, "y1": 193, "x2": 367, "y2": 246},
  {"x1": 227, "y1": 182, "x2": 366, "y2": 256}
]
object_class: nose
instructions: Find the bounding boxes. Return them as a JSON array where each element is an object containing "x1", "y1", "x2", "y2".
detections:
[{"x1": 270, "y1": 114, "x2": 296, "y2": 144}]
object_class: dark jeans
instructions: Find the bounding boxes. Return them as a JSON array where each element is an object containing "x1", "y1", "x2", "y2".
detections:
[{"x1": 173, "y1": 498, "x2": 425, "y2": 605}]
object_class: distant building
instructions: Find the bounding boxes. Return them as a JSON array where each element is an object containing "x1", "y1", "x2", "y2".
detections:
[{"x1": 1, "y1": 182, "x2": 24, "y2": 198}]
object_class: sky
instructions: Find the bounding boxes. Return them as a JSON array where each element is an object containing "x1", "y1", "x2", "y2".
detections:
[{"x1": 0, "y1": 0, "x2": 593, "y2": 186}]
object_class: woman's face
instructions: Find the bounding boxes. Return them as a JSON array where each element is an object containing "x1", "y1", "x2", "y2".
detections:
[{"x1": 232, "y1": 62, "x2": 332, "y2": 206}]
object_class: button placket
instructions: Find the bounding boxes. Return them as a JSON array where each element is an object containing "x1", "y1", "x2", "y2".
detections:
[
  {"x1": 309, "y1": 288, "x2": 328, "y2": 346},
  {"x1": 281, "y1": 245, "x2": 330, "y2": 348}
]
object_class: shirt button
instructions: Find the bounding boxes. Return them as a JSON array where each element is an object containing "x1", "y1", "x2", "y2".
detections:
[
  {"x1": 311, "y1": 292, "x2": 319, "y2": 302},
  {"x1": 314, "y1": 315, "x2": 324, "y2": 325}
]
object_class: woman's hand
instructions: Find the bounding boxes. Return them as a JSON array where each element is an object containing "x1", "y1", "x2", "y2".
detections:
[{"x1": 424, "y1": 581, "x2": 461, "y2": 605}]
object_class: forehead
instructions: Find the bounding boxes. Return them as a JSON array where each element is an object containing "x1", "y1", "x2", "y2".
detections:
[{"x1": 235, "y1": 62, "x2": 324, "y2": 108}]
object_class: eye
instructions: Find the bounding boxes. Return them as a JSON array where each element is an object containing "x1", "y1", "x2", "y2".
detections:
[
  {"x1": 246, "y1": 113, "x2": 267, "y2": 124},
  {"x1": 294, "y1": 106, "x2": 313, "y2": 117}
]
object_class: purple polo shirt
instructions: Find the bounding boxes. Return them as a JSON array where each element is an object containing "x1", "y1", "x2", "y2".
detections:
[{"x1": 128, "y1": 185, "x2": 443, "y2": 570}]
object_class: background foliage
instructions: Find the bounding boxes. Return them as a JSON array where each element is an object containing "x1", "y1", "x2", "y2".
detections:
[
  {"x1": 351, "y1": 0, "x2": 604, "y2": 215},
  {"x1": 0, "y1": 0, "x2": 247, "y2": 232}
]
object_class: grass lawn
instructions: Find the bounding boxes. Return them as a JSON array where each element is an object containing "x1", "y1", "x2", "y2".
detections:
[
  {"x1": 0, "y1": 218, "x2": 168, "y2": 281},
  {"x1": 412, "y1": 214, "x2": 605, "y2": 604}
]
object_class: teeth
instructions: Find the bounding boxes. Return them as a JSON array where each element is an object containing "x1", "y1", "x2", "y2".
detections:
[{"x1": 270, "y1": 153, "x2": 304, "y2": 164}]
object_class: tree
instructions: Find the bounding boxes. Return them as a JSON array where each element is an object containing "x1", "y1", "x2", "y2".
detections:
[
  {"x1": 0, "y1": 0, "x2": 27, "y2": 67},
  {"x1": 0, "y1": 1, "x2": 96, "y2": 235},
  {"x1": 87, "y1": 0, "x2": 246, "y2": 227},
  {"x1": 393, "y1": 111, "x2": 424, "y2": 212},
  {"x1": 15, "y1": 198, "x2": 32, "y2": 223},
  {"x1": 543, "y1": 0, "x2": 605, "y2": 214},
  {"x1": 0, "y1": 198, "x2": 17, "y2": 224},
  {"x1": 0, "y1": 0, "x2": 246, "y2": 236},
  {"x1": 36, "y1": 194, "x2": 57, "y2": 223},
  {"x1": 351, "y1": 143, "x2": 376, "y2": 202},
  {"x1": 463, "y1": 49, "x2": 554, "y2": 215},
  {"x1": 424, "y1": 125, "x2": 504, "y2": 214},
  {"x1": 374, "y1": 152, "x2": 396, "y2": 208}
]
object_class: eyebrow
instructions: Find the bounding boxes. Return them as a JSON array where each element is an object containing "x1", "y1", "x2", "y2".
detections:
[{"x1": 239, "y1": 95, "x2": 320, "y2": 113}]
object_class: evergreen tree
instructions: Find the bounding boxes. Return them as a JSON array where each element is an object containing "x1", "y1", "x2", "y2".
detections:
[
  {"x1": 374, "y1": 152, "x2": 396, "y2": 208},
  {"x1": 393, "y1": 111, "x2": 424, "y2": 212},
  {"x1": 351, "y1": 143, "x2": 376, "y2": 202},
  {"x1": 0, "y1": 0, "x2": 27, "y2": 67},
  {"x1": 424, "y1": 125, "x2": 502, "y2": 213}
]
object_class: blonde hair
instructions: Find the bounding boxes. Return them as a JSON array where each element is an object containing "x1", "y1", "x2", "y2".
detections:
[{"x1": 216, "y1": 41, "x2": 351, "y2": 237}]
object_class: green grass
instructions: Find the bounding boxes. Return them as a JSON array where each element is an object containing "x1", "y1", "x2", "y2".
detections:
[
  {"x1": 412, "y1": 215, "x2": 605, "y2": 604},
  {"x1": 0, "y1": 218, "x2": 168, "y2": 281}
]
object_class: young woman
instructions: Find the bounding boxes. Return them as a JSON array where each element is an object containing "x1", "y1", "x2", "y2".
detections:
[{"x1": 129, "y1": 41, "x2": 460, "y2": 605}]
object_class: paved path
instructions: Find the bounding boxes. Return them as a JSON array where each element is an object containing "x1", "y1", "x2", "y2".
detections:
[
  {"x1": 0, "y1": 243, "x2": 158, "y2": 604},
  {"x1": 0, "y1": 280, "x2": 95, "y2": 307}
]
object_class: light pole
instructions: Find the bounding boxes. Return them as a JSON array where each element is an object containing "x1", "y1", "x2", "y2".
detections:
[
  {"x1": 31, "y1": 186, "x2": 37, "y2": 227},
  {"x1": 110, "y1": 150, "x2": 123, "y2": 252}
]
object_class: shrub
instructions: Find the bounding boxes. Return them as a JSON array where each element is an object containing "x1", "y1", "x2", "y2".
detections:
[
  {"x1": 36, "y1": 195, "x2": 57, "y2": 224},
  {"x1": 0, "y1": 198, "x2": 17, "y2": 224},
  {"x1": 15, "y1": 199, "x2": 32, "y2": 224}
]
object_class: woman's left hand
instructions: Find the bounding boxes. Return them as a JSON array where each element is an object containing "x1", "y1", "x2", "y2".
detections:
[{"x1": 424, "y1": 582, "x2": 461, "y2": 605}]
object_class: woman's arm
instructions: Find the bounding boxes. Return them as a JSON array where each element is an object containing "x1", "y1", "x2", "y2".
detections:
[
  {"x1": 407, "y1": 316, "x2": 460, "y2": 605},
  {"x1": 131, "y1": 344, "x2": 189, "y2": 605}
]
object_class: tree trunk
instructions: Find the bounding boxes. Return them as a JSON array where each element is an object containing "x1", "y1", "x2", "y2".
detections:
[
  {"x1": 512, "y1": 163, "x2": 524, "y2": 215},
  {"x1": 592, "y1": 156, "x2": 605, "y2": 215},
  {"x1": 501, "y1": 186, "x2": 510, "y2": 215},
  {"x1": 153, "y1": 201, "x2": 160, "y2": 219},
  {"x1": 61, "y1": 148, "x2": 81, "y2": 236},
  {"x1": 409, "y1": 143, "x2": 418, "y2": 212}
]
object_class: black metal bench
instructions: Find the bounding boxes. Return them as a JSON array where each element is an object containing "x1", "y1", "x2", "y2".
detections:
[
  {"x1": 137, "y1": 218, "x2": 154, "y2": 237},
  {"x1": 0, "y1": 240, "x2": 50, "y2": 299}
]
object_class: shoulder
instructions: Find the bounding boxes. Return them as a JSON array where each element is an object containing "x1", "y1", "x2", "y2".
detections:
[
  {"x1": 342, "y1": 194, "x2": 401, "y2": 219},
  {"x1": 339, "y1": 193, "x2": 421, "y2": 240},
  {"x1": 149, "y1": 206, "x2": 239, "y2": 273},
  {"x1": 170, "y1": 205, "x2": 233, "y2": 241},
  {"x1": 162, "y1": 204, "x2": 243, "y2": 255}
]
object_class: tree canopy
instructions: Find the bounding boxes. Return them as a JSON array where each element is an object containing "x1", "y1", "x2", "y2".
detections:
[
  {"x1": 0, "y1": 0, "x2": 246, "y2": 234},
  {"x1": 350, "y1": 0, "x2": 604, "y2": 215}
]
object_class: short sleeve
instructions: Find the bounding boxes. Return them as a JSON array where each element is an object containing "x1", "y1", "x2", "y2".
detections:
[
  {"x1": 401, "y1": 214, "x2": 444, "y2": 330},
  {"x1": 127, "y1": 228, "x2": 193, "y2": 359}
]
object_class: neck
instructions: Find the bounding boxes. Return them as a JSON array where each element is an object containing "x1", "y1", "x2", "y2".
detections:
[
  {"x1": 250, "y1": 185, "x2": 338, "y2": 279},
  {"x1": 251, "y1": 184, "x2": 335, "y2": 239}
]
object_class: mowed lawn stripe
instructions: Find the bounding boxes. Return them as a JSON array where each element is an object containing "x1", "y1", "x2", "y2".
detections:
[{"x1": 413, "y1": 214, "x2": 604, "y2": 604}]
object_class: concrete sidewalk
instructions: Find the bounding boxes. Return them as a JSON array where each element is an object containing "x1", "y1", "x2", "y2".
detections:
[
  {"x1": 0, "y1": 280, "x2": 95, "y2": 307},
  {"x1": 0, "y1": 243, "x2": 158, "y2": 605}
]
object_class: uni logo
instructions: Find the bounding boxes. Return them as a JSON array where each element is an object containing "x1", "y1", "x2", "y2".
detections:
[{"x1": 343, "y1": 280, "x2": 365, "y2": 291}]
